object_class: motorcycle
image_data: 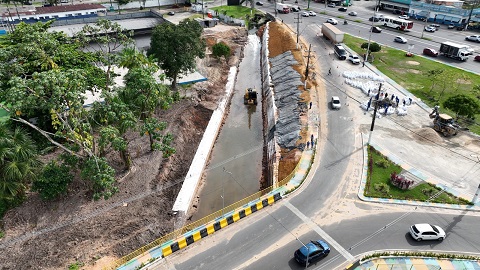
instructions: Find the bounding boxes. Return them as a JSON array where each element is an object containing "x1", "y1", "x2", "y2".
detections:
[{"x1": 344, "y1": 20, "x2": 348, "y2": 25}]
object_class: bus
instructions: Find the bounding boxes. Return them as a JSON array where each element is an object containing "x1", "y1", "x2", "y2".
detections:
[{"x1": 382, "y1": 17, "x2": 414, "y2": 31}]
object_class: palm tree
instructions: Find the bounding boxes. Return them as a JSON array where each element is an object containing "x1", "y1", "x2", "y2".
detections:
[{"x1": 0, "y1": 124, "x2": 41, "y2": 202}]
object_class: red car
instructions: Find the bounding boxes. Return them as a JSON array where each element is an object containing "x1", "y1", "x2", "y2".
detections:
[
  {"x1": 475, "y1": 55, "x2": 480, "y2": 61},
  {"x1": 423, "y1": 48, "x2": 438, "y2": 57}
]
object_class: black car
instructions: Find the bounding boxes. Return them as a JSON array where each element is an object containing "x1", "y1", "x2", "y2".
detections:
[
  {"x1": 393, "y1": 9, "x2": 402, "y2": 14},
  {"x1": 255, "y1": 1, "x2": 264, "y2": 5},
  {"x1": 371, "y1": 26, "x2": 382, "y2": 33},
  {"x1": 369, "y1": 16, "x2": 381, "y2": 22},
  {"x1": 338, "y1": 7, "x2": 347, "y2": 12}
]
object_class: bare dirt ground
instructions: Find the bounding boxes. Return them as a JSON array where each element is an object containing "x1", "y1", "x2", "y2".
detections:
[{"x1": 0, "y1": 26, "x2": 248, "y2": 270}]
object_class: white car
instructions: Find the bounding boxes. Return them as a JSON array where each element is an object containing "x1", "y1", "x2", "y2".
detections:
[
  {"x1": 465, "y1": 35, "x2": 480, "y2": 42},
  {"x1": 348, "y1": 54, "x2": 360, "y2": 64},
  {"x1": 424, "y1": 26, "x2": 436, "y2": 32},
  {"x1": 326, "y1": 18, "x2": 338, "y2": 25},
  {"x1": 398, "y1": 15, "x2": 409, "y2": 20},
  {"x1": 409, "y1": 224, "x2": 446, "y2": 241},
  {"x1": 348, "y1": 11, "x2": 357, "y2": 16},
  {"x1": 331, "y1": 96, "x2": 341, "y2": 110},
  {"x1": 308, "y1": 11, "x2": 316, "y2": 16},
  {"x1": 327, "y1": 3, "x2": 336, "y2": 7},
  {"x1": 301, "y1": 11, "x2": 309, "y2": 17}
]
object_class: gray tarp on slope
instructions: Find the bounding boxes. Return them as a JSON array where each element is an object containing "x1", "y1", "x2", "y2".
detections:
[{"x1": 269, "y1": 51, "x2": 303, "y2": 149}]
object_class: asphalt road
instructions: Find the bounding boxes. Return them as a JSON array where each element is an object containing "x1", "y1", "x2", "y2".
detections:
[{"x1": 261, "y1": 0, "x2": 480, "y2": 73}]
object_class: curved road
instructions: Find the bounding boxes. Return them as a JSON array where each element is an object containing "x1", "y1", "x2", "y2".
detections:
[{"x1": 149, "y1": 3, "x2": 480, "y2": 270}]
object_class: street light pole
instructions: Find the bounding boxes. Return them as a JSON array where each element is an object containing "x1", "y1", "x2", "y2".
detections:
[
  {"x1": 296, "y1": 238, "x2": 310, "y2": 269},
  {"x1": 367, "y1": 83, "x2": 383, "y2": 145}
]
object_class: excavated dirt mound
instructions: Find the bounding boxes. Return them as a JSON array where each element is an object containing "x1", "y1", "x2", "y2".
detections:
[
  {"x1": 413, "y1": 127, "x2": 444, "y2": 144},
  {"x1": 0, "y1": 26, "x2": 248, "y2": 270}
]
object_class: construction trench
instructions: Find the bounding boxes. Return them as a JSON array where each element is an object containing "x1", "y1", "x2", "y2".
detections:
[{"x1": 173, "y1": 21, "x2": 311, "y2": 226}]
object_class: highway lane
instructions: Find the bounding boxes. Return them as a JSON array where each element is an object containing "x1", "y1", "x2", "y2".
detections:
[{"x1": 261, "y1": 1, "x2": 480, "y2": 73}]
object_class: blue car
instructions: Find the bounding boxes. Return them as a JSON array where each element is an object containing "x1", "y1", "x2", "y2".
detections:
[{"x1": 294, "y1": 240, "x2": 330, "y2": 265}]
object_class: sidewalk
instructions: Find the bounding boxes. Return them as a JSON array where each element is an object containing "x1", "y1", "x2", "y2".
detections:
[{"x1": 355, "y1": 256, "x2": 480, "y2": 270}]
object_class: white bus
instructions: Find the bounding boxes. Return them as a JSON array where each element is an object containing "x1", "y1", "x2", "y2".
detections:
[{"x1": 382, "y1": 17, "x2": 414, "y2": 31}]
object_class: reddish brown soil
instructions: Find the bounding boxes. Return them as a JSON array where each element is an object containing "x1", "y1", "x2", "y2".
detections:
[{"x1": 0, "y1": 26, "x2": 248, "y2": 270}]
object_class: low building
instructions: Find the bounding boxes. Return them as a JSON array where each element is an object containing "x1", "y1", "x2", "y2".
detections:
[{"x1": 1, "y1": 4, "x2": 106, "y2": 24}]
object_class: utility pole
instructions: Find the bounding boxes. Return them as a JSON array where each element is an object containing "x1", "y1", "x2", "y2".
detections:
[
  {"x1": 295, "y1": 12, "x2": 300, "y2": 46},
  {"x1": 304, "y1": 44, "x2": 313, "y2": 89},
  {"x1": 367, "y1": 83, "x2": 383, "y2": 145}
]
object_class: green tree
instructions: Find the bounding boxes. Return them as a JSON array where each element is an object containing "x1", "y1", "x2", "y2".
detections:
[
  {"x1": 116, "y1": 0, "x2": 131, "y2": 14},
  {"x1": 0, "y1": 124, "x2": 40, "y2": 209},
  {"x1": 148, "y1": 18, "x2": 206, "y2": 89},
  {"x1": 212, "y1": 42, "x2": 231, "y2": 61},
  {"x1": 361, "y1": 42, "x2": 381, "y2": 53},
  {"x1": 81, "y1": 157, "x2": 117, "y2": 200},
  {"x1": 75, "y1": 19, "x2": 134, "y2": 92},
  {"x1": 444, "y1": 94, "x2": 480, "y2": 119},
  {"x1": 140, "y1": 117, "x2": 175, "y2": 154},
  {"x1": 426, "y1": 69, "x2": 444, "y2": 93},
  {"x1": 32, "y1": 161, "x2": 73, "y2": 200}
]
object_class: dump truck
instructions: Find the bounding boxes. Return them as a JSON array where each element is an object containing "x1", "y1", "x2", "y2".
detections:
[
  {"x1": 429, "y1": 106, "x2": 459, "y2": 136},
  {"x1": 244, "y1": 88, "x2": 258, "y2": 105},
  {"x1": 321, "y1": 23, "x2": 344, "y2": 44},
  {"x1": 276, "y1": 3, "x2": 290, "y2": 14},
  {"x1": 439, "y1": 42, "x2": 469, "y2": 61}
]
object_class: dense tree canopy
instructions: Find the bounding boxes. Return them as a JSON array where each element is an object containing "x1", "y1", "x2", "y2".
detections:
[
  {"x1": 148, "y1": 18, "x2": 206, "y2": 89},
  {"x1": 444, "y1": 94, "x2": 480, "y2": 119},
  {"x1": 0, "y1": 21, "x2": 176, "y2": 201}
]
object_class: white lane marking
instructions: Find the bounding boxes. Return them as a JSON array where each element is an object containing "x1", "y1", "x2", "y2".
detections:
[{"x1": 284, "y1": 201, "x2": 355, "y2": 261}]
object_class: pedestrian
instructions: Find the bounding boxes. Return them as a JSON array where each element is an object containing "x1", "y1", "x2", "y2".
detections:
[
  {"x1": 307, "y1": 141, "x2": 310, "y2": 149},
  {"x1": 362, "y1": 61, "x2": 365, "y2": 67},
  {"x1": 391, "y1": 94, "x2": 395, "y2": 100},
  {"x1": 311, "y1": 140, "x2": 315, "y2": 148},
  {"x1": 311, "y1": 134, "x2": 314, "y2": 143},
  {"x1": 395, "y1": 97, "x2": 400, "y2": 107},
  {"x1": 368, "y1": 89, "x2": 371, "y2": 96},
  {"x1": 384, "y1": 92, "x2": 388, "y2": 99},
  {"x1": 309, "y1": 101, "x2": 312, "y2": 109},
  {"x1": 328, "y1": 68, "x2": 332, "y2": 75},
  {"x1": 403, "y1": 99, "x2": 406, "y2": 106},
  {"x1": 408, "y1": 97, "x2": 412, "y2": 105}
]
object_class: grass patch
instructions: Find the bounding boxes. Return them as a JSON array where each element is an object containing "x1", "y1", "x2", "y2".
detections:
[
  {"x1": 365, "y1": 146, "x2": 472, "y2": 205},
  {"x1": 343, "y1": 34, "x2": 480, "y2": 135},
  {"x1": 210, "y1": 5, "x2": 261, "y2": 19}
]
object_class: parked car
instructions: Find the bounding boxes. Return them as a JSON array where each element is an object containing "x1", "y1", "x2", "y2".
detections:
[
  {"x1": 291, "y1": 6, "x2": 300, "y2": 12},
  {"x1": 398, "y1": 15, "x2": 409, "y2": 20},
  {"x1": 371, "y1": 26, "x2": 382, "y2": 33},
  {"x1": 338, "y1": 7, "x2": 347, "y2": 12},
  {"x1": 348, "y1": 54, "x2": 360, "y2": 64},
  {"x1": 465, "y1": 35, "x2": 480, "y2": 42},
  {"x1": 294, "y1": 240, "x2": 330, "y2": 266},
  {"x1": 328, "y1": 3, "x2": 336, "y2": 7},
  {"x1": 326, "y1": 18, "x2": 338, "y2": 25},
  {"x1": 394, "y1": 36, "x2": 407, "y2": 43},
  {"x1": 424, "y1": 26, "x2": 436, "y2": 32},
  {"x1": 348, "y1": 11, "x2": 357, "y2": 16},
  {"x1": 301, "y1": 11, "x2": 309, "y2": 17},
  {"x1": 255, "y1": 1, "x2": 264, "y2": 5},
  {"x1": 308, "y1": 11, "x2": 316, "y2": 16},
  {"x1": 423, "y1": 48, "x2": 438, "y2": 57},
  {"x1": 331, "y1": 96, "x2": 341, "y2": 109},
  {"x1": 369, "y1": 16, "x2": 381, "y2": 22},
  {"x1": 409, "y1": 224, "x2": 446, "y2": 241},
  {"x1": 428, "y1": 23, "x2": 440, "y2": 29},
  {"x1": 475, "y1": 55, "x2": 480, "y2": 61},
  {"x1": 448, "y1": 24, "x2": 455, "y2": 29},
  {"x1": 393, "y1": 9, "x2": 402, "y2": 14},
  {"x1": 167, "y1": 11, "x2": 175, "y2": 15}
]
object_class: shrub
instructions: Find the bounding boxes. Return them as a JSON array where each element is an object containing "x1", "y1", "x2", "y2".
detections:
[
  {"x1": 32, "y1": 161, "x2": 73, "y2": 200},
  {"x1": 375, "y1": 158, "x2": 389, "y2": 168},
  {"x1": 374, "y1": 183, "x2": 390, "y2": 193}
]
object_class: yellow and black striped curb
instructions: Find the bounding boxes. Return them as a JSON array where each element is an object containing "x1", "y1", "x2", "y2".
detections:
[{"x1": 161, "y1": 192, "x2": 282, "y2": 257}]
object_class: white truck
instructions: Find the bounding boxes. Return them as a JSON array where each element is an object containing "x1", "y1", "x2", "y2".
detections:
[
  {"x1": 276, "y1": 3, "x2": 290, "y2": 14},
  {"x1": 439, "y1": 42, "x2": 469, "y2": 61},
  {"x1": 321, "y1": 23, "x2": 344, "y2": 44}
]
